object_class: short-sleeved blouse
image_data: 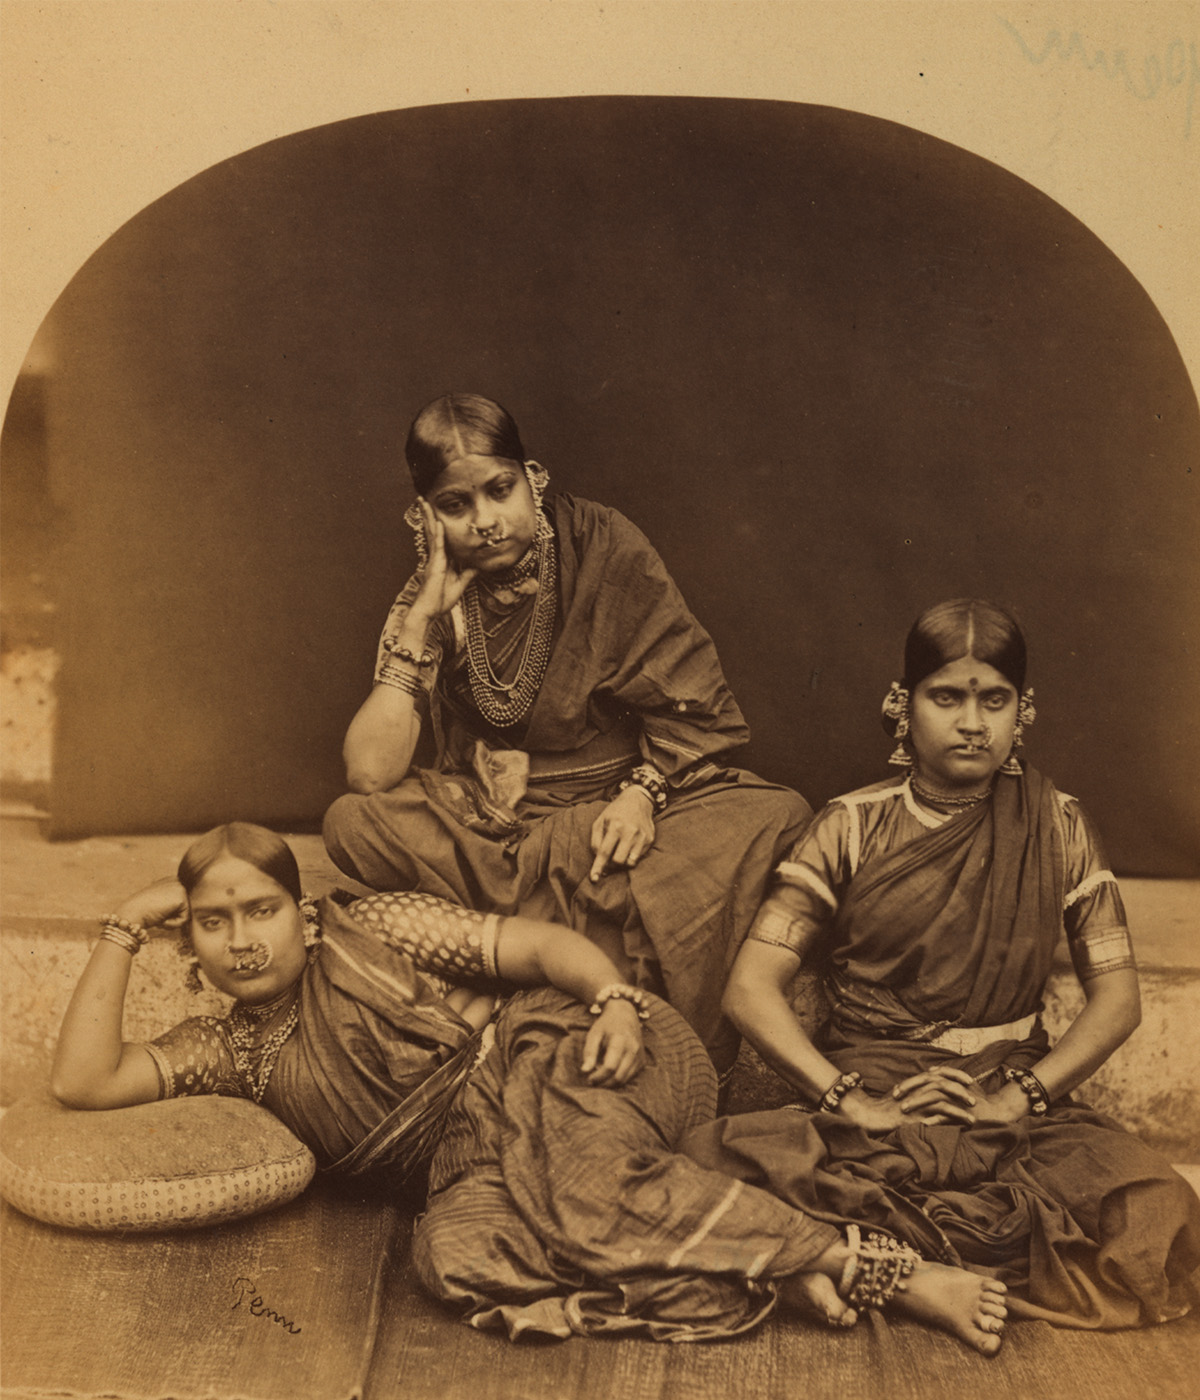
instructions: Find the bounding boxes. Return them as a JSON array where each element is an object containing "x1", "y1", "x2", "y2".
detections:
[
  {"x1": 749, "y1": 774, "x2": 1134, "y2": 983},
  {"x1": 143, "y1": 892, "x2": 501, "y2": 1163}
]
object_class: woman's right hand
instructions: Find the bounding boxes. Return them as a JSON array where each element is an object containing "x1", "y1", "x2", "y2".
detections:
[
  {"x1": 112, "y1": 877, "x2": 188, "y2": 936},
  {"x1": 412, "y1": 497, "x2": 478, "y2": 618},
  {"x1": 580, "y1": 999, "x2": 645, "y2": 1086},
  {"x1": 890, "y1": 1067, "x2": 978, "y2": 1125},
  {"x1": 838, "y1": 1074, "x2": 976, "y2": 1130}
]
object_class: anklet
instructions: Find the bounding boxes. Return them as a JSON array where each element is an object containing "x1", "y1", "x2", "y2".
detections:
[{"x1": 839, "y1": 1224, "x2": 920, "y2": 1309}]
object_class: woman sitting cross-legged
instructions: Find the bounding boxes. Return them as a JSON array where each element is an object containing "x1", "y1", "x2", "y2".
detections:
[
  {"x1": 52, "y1": 821, "x2": 1007, "y2": 1351},
  {"x1": 711, "y1": 598, "x2": 1200, "y2": 1329},
  {"x1": 323, "y1": 393, "x2": 810, "y2": 1078}
]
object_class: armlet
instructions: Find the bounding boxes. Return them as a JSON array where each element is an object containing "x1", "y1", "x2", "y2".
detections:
[{"x1": 1072, "y1": 926, "x2": 1136, "y2": 982}]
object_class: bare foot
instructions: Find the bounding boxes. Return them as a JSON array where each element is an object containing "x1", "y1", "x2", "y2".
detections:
[
  {"x1": 778, "y1": 1270, "x2": 858, "y2": 1329},
  {"x1": 890, "y1": 1261, "x2": 1008, "y2": 1356}
]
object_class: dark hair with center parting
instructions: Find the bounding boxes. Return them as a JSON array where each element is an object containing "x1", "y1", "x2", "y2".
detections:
[
  {"x1": 405, "y1": 393, "x2": 527, "y2": 496},
  {"x1": 902, "y1": 598, "x2": 1027, "y2": 692},
  {"x1": 177, "y1": 822, "x2": 302, "y2": 904}
]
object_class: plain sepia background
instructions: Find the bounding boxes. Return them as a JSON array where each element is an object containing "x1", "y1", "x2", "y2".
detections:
[{"x1": 2, "y1": 0, "x2": 1198, "y2": 875}]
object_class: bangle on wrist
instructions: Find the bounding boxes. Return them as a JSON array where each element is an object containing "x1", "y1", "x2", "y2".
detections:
[
  {"x1": 618, "y1": 763, "x2": 668, "y2": 814},
  {"x1": 1000, "y1": 1064, "x2": 1050, "y2": 1115},
  {"x1": 379, "y1": 667, "x2": 426, "y2": 699},
  {"x1": 381, "y1": 637, "x2": 436, "y2": 668},
  {"x1": 589, "y1": 983, "x2": 651, "y2": 1021},
  {"x1": 99, "y1": 915, "x2": 149, "y2": 955},
  {"x1": 817, "y1": 1070, "x2": 864, "y2": 1114}
]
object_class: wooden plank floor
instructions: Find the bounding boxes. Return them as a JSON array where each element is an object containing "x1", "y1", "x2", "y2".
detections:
[{"x1": 364, "y1": 1215, "x2": 1200, "y2": 1400}]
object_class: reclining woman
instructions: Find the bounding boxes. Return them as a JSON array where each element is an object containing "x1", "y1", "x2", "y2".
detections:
[
  {"x1": 52, "y1": 821, "x2": 1007, "y2": 1350},
  {"x1": 712, "y1": 598, "x2": 1200, "y2": 1328},
  {"x1": 323, "y1": 393, "x2": 809, "y2": 1077}
]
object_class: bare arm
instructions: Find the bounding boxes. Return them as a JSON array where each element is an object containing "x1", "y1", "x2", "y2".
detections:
[
  {"x1": 963, "y1": 968, "x2": 1142, "y2": 1124},
  {"x1": 51, "y1": 879, "x2": 186, "y2": 1110},
  {"x1": 725, "y1": 923, "x2": 970, "y2": 1129},
  {"x1": 723, "y1": 939, "x2": 840, "y2": 1100},
  {"x1": 343, "y1": 678, "x2": 427, "y2": 794},
  {"x1": 494, "y1": 914, "x2": 646, "y2": 1086},
  {"x1": 344, "y1": 505, "x2": 476, "y2": 794},
  {"x1": 1034, "y1": 967, "x2": 1141, "y2": 1095}
]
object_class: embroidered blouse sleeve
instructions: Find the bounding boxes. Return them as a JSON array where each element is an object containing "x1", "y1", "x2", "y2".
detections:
[
  {"x1": 373, "y1": 575, "x2": 453, "y2": 696},
  {"x1": 144, "y1": 1017, "x2": 247, "y2": 1099},
  {"x1": 1059, "y1": 795, "x2": 1136, "y2": 982},
  {"x1": 347, "y1": 892, "x2": 501, "y2": 983},
  {"x1": 747, "y1": 802, "x2": 851, "y2": 960}
]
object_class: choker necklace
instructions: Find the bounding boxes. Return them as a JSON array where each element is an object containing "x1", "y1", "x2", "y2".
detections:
[
  {"x1": 910, "y1": 776, "x2": 992, "y2": 811},
  {"x1": 227, "y1": 986, "x2": 301, "y2": 1103},
  {"x1": 462, "y1": 529, "x2": 557, "y2": 727}
]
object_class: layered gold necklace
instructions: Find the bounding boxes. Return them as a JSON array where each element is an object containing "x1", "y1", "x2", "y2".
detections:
[
  {"x1": 227, "y1": 986, "x2": 301, "y2": 1103},
  {"x1": 461, "y1": 530, "x2": 557, "y2": 727}
]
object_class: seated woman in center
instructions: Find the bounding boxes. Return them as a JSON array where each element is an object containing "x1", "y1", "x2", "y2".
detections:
[
  {"x1": 324, "y1": 392, "x2": 809, "y2": 1077},
  {"x1": 707, "y1": 597, "x2": 1200, "y2": 1328}
]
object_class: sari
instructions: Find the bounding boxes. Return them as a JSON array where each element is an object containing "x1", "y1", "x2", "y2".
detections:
[
  {"x1": 682, "y1": 768, "x2": 1200, "y2": 1328},
  {"x1": 148, "y1": 895, "x2": 841, "y2": 1341},
  {"x1": 324, "y1": 495, "x2": 810, "y2": 1072}
]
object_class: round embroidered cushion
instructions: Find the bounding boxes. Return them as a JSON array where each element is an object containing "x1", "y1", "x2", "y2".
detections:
[{"x1": 0, "y1": 1093, "x2": 316, "y2": 1232}]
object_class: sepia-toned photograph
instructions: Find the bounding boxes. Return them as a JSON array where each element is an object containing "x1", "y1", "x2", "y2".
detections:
[{"x1": 2, "y1": 4, "x2": 1198, "y2": 1398}]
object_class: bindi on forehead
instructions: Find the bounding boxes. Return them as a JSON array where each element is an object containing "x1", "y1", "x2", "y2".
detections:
[{"x1": 225, "y1": 887, "x2": 237, "y2": 897}]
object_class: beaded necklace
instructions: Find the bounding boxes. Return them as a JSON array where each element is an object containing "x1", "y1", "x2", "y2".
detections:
[
  {"x1": 461, "y1": 528, "x2": 557, "y2": 727},
  {"x1": 910, "y1": 775, "x2": 993, "y2": 812},
  {"x1": 227, "y1": 986, "x2": 301, "y2": 1104}
]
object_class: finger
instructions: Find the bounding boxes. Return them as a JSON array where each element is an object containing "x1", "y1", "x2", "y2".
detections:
[
  {"x1": 608, "y1": 827, "x2": 639, "y2": 867},
  {"x1": 892, "y1": 1070, "x2": 957, "y2": 1096},
  {"x1": 588, "y1": 1045, "x2": 616, "y2": 1085},
  {"x1": 892, "y1": 1072, "x2": 932, "y2": 1096},
  {"x1": 623, "y1": 832, "x2": 648, "y2": 867},
  {"x1": 896, "y1": 1088, "x2": 961, "y2": 1116},
  {"x1": 580, "y1": 1022, "x2": 604, "y2": 1074},
  {"x1": 897, "y1": 1079, "x2": 975, "y2": 1108},
  {"x1": 589, "y1": 821, "x2": 620, "y2": 882},
  {"x1": 604, "y1": 1039, "x2": 636, "y2": 1085},
  {"x1": 934, "y1": 1068, "x2": 978, "y2": 1087},
  {"x1": 919, "y1": 1106, "x2": 975, "y2": 1126}
]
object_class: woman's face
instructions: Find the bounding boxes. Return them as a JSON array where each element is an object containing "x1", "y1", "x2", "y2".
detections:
[
  {"x1": 425, "y1": 454, "x2": 539, "y2": 573},
  {"x1": 908, "y1": 654, "x2": 1018, "y2": 793},
  {"x1": 186, "y1": 854, "x2": 308, "y2": 1004}
]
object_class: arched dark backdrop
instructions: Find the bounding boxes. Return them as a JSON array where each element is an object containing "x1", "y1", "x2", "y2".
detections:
[{"x1": 15, "y1": 97, "x2": 1199, "y2": 874}]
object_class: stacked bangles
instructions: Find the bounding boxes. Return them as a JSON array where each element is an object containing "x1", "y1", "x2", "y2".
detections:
[{"x1": 98, "y1": 915, "x2": 149, "y2": 955}]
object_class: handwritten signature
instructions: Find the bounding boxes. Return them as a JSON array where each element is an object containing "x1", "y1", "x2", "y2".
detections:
[
  {"x1": 999, "y1": 17, "x2": 1198, "y2": 138},
  {"x1": 231, "y1": 1276, "x2": 302, "y2": 1335}
]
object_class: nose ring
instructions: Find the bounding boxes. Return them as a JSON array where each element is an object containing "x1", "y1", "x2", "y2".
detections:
[{"x1": 232, "y1": 941, "x2": 273, "y2": 973}]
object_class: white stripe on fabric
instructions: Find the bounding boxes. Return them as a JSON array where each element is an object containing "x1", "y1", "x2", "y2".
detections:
[
  {"x1": 900, "y1": 779, "x2": 947, "y2": 830},
  {"x1": 926, "y1": 1014, "x2": 1036, "y2": 1055},
  {"x1": 776, "y1": 862, "x2": 838, "y2": 911},
  {"x1": 666, "y1": 1180, "x2": 745, "y2": 1268},
  {"x1": 323, "y1": 933, "x2": 421, "y2": 1004},
  {"x1": 1064, "y1": 868, "x2": 1117, "y2": 910},
  {"x1": 650, "y1": 735, "x2": 703, "y2": 761}
]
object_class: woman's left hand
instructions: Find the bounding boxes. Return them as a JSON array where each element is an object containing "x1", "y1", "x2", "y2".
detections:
[
  {"x1": 589, "y1": 787, "x2": 656, "y2": 882},
  {"x1": 580, "y1": 1001, "x2": 645, "y2": 1086}
]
